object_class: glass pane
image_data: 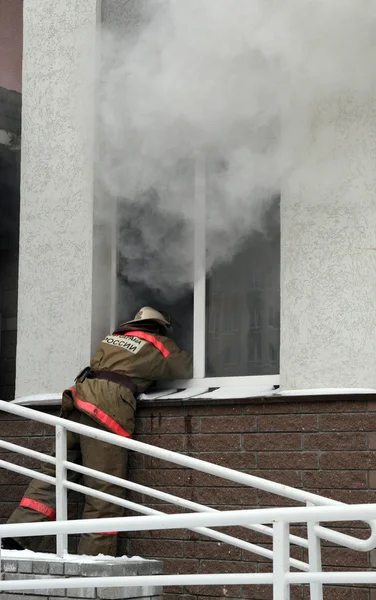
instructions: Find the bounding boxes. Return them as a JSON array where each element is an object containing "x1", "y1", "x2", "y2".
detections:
[
  {"x1": 116, "y1": 162, "x2": 280, "y2": 378},
  {"x1": 206, "y1": 198, "x2": 280, "y2": 377},
  {"x1": 116, "y1": 160, "x2": 194, "y2": 355}
]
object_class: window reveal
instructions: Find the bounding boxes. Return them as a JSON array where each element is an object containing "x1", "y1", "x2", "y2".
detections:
[{"x1": 115, "y1": 158, "x2": 280, "y2": 383}]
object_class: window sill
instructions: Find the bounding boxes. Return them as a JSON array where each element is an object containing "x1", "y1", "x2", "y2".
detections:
[
  {"x1": 137, "y1": 387, "x2": 376, "y2": 407},
  {"x1": 10, "y1": 394, "x2": 62, "y2": 407},
  {"x1": 8, "y1": 387, "x2": 376, "y2": 408}
]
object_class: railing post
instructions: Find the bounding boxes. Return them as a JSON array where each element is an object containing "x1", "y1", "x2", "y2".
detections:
[
  {"x1": 273, "y1": 520, "x2": 290, "y2": 600},
  {"x1": 307, "y1": 505, "x2": 323, "y2": 600},
  {"x1": 55, "y1": 425, "x2": 68, "y2": 558}
]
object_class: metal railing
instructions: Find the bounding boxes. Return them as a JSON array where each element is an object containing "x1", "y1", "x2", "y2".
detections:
[{"x1": 1, "y1": 398, "x2": 376, "y2": 600}]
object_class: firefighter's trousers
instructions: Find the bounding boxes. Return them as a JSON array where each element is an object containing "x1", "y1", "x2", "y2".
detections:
[{"x1": 7, "y1": 409, "x2": 129, "y2": 556}]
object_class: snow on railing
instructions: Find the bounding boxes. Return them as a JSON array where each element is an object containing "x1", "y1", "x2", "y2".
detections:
[{"x1": 1, "y1": 398, "x2": 376, "y2": 599}]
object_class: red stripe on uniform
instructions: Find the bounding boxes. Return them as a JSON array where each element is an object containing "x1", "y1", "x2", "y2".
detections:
[
  {"x1": 123, "y1": 331, "x2": 170, "y2": 358},
  {"x1": 20, "y1": 497, "x2": 56, "y2": 520},
  {"x1": 96, "y1": 531, "x2": 118, "y2": 535},
  {"x1": 68, "y1": 387, "x2": 132, "y2": 438}
]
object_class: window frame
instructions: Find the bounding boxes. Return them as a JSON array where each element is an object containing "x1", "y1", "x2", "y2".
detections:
[{"x1": 111, "y1": 155, "x2": 280, "y2": 389}]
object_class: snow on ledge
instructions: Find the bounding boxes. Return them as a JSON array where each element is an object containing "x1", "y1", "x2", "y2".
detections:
[{"x1": 0, "y1": 548, "x2": 147, "y2": 562}]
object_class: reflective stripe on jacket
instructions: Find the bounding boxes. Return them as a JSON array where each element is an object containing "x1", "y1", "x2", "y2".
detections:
[{"x1": 62, "y1": 329, "x2": 192, "y2": 433}]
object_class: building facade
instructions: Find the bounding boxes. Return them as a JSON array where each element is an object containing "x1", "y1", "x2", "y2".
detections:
[
  {"x1": 1, "y1": 1, "x2": 376, "y2": 599},
  {"x1": 14, "y1": 0, "x2": 376, "y2": 398}
]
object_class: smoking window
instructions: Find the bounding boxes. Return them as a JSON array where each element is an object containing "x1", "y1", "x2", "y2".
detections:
[{"x1": 115, "y1": 157, "x2": 280, "y2": 386}]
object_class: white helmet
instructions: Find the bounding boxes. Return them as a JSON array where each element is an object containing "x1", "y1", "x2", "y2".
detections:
[{"x1": 122, "y1": 306, "x2": 172, "y2": 329}]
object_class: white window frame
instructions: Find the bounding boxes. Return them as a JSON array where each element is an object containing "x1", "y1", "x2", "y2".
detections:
[{"x1": 111, "y1": 155, "x2": 280, "y2": 390}]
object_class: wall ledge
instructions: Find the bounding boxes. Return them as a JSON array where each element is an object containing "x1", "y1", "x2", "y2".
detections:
[{"x1": 7, "y1": 388, "x2": 376, "y2": 409}]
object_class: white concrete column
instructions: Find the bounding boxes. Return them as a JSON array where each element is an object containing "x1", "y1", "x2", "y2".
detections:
[
  {"x1": 281, "y1": 91, "x2": 376, "y2": 390},
  {"x1": 16, "y1": 0, "x2": 102, "y2": 397}
]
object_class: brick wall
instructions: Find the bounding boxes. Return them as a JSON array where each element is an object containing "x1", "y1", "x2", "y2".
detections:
[
  {"x1": 124, "y1": 395, "x2": 376, "y2": 600},
  {"x1": 1, "y1": 395, "x2": 376, "y2": 599},
  {"x1": 0, "y1": 407, "x2": 87, "y2": 553}
]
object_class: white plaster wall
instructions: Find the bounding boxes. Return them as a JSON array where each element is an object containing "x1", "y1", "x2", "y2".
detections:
[
  {"x1": 25, "y1": 0, "x2": 375, "y2": 392},
  {"x1": 281, "y1": 92, "x2": 376, "y2": 389},
  {"x1": 16, "y1": 0, "x2": 100, "y2": 396}
]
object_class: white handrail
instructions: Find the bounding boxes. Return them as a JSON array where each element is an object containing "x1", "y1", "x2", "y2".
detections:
[
  {"x1": 0, "y1": 436, "x2": 309, "y2": 556},
  {"x1": 65, "y1": 459, "x2": 310, "y2": 550},
  {"x1": 64, "y1": 479, "x2": 301, "y2": 566},
  {"x1": 0, "y1": 459, "x2": 55, "y2": 484},
  {"x1": 0, "y1": 573, "x2": 274, "y2": 591},
  {"x1": 4, "y1": 570, "x2": 376, "y2": 593},
  {"x1": 1, "y1": 502, "x2": 376, "y2": 536},
  {"x1": 0, "y1": 442, "x2": 309, "y2": 570},
  {"x1": 1, "y1": 503, "x2": 376, "y2": 598},
  {"x1": 0, "y1": 439, "x2": 56, "y2": 463},
  {"x1": 63, "y1": 466, "x2": 308, "y2": 568},
  {"x1": 1, "y1": 396, "x2": 376, "y2": 599},
  {"x1": 0, "y1": 398, "x2": 375, "y2": 552},
  {"x1": 0, "y1": 401, "x2": 356, "y2": 507}
]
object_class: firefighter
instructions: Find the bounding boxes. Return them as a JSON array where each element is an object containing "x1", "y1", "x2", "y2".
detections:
[{"x1": 4, "y1": 307, "x2": 192, "y2": 556}]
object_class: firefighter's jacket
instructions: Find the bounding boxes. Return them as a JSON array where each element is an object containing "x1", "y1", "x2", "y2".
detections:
[{"x1": 62, "y1": 328, "x2": 193, "y2": 437}]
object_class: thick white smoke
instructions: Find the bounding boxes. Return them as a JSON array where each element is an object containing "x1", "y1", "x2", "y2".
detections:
[{"x1": 97, "y1": 0, "x2": 376, "y2": 298}]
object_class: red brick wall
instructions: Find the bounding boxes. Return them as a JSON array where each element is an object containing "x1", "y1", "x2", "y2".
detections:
[
  {"x1": 0, "y1": 408, "x2": 83, "y2": 553},
  {"x1": 124, "y1": 395, "x2": 376, "y2": 600},
  {"x1": 1, "y1": 395, "x2": 376, "y2": 599}
]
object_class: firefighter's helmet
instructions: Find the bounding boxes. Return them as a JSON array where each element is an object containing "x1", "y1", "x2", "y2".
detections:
[{"x1": 122, "y1": 306, "x2": 172, "y2": 329}]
